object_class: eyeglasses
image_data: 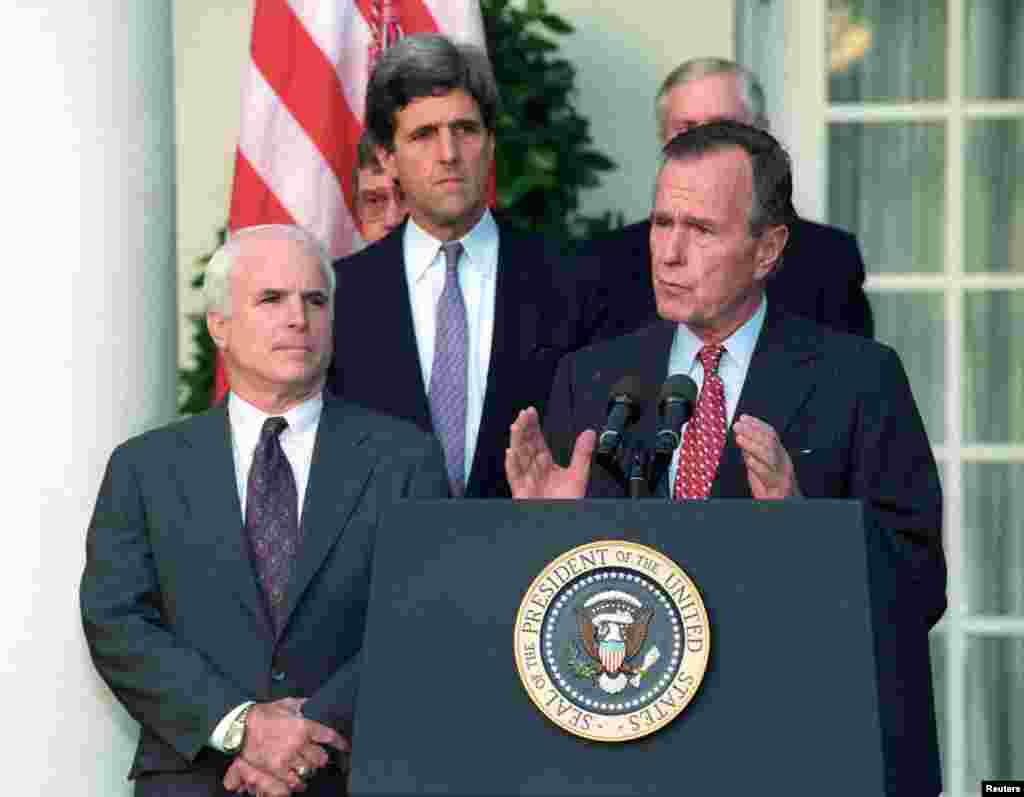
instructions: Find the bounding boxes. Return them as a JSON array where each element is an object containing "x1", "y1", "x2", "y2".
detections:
[{"x1": 358, "y1": 186, "x2": 406, "y2": 222}]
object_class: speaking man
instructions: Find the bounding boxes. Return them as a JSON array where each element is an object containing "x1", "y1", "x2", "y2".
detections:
[
  {"x1": 506, "y1": 122, "x2": 944, "y2": 796},
  {"x1": 81, "y1": 225, "x2": 448, "y2": 796},
  {"x1": 581, "y1": 57, "x2": 873, "y2": 341},
  {"x1": 327, "y1": 34, "x2": 610, "y2": 498}
]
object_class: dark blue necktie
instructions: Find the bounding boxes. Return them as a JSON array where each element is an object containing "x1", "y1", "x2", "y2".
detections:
[{"x1": 245, "y1": 416, "x2": 300, "y2": 634}]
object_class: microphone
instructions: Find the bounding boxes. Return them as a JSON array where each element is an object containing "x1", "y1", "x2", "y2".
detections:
[
  {"x1": 654, "y1": 374, "x2": 698, "y2": 454},
  {"x1": 597, "y1": 376, "x2": 647, "y2": 457}
]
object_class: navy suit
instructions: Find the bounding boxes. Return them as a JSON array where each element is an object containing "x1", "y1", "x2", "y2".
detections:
[
  {"x1": 579, "y1": 217, "x2": 874, "y2": 341},
  {"x1": 543, "y1": 306, "x2": 944, "y2": 795},
  {"x1": 328, "y1": 220, "x2": 610, "y2": 498},
  {"x1": 80, "y1": 398, "x2": 448, "y2": 795}
]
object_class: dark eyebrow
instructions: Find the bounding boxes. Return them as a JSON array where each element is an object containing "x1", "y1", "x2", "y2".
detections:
[{"x1": 409, "y1": 122, "x2": 439, "y2": 138}]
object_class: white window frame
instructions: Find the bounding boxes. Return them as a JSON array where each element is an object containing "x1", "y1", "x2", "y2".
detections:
[{"x1": 760, "y1": 2, "x2": 1024, "y2": 794}]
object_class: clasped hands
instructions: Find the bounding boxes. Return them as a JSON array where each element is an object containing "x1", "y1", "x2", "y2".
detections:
[
  {"x1": 222, "y1": 697, "x2": 349, "y2": 797},
  {"x1": 505, "y1": 407, "x2": 801, "y2": 499}
]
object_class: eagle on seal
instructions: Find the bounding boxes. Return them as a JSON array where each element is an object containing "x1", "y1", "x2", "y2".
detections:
[{"x1": 575, "y1": 590, "x2": 654, "y2": 683}]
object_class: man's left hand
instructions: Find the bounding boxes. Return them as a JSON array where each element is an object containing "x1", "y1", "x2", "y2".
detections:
[
  {"x1": 223, "y1": 756, "x2": 298, "y2": 796},
  {"x1": 732, "y1": 414, "x2": 802, "y2": 499}
]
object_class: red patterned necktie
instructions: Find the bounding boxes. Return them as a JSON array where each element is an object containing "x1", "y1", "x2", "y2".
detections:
[{"x1": 674, "y1": 345, "x2": 727, "y2": 500}]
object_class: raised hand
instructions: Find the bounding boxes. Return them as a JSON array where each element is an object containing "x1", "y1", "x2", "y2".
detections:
[
  {"x1": 732, "y1": 414, "x2": 802, "y2": 499},
  {"x1": 505, "y1": 407, "x2": 594, "y2": 499}
]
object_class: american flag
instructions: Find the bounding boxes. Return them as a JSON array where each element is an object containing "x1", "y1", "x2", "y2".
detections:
[{"x1": 216, "y1": 0, "x2": 487, "y2": 401}]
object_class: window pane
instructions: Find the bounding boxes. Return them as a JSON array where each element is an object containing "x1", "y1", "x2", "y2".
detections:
[
  {"x1": 871, "y1": 292, "x2": 944, "y2": 444},
  {"x1": 828, "y1": 1, "x2": 946, "y2": 103},
  {"x1": 963, "y1": 291, "x2": 1024, "y2": 443},
  {"x1": 965, "y1": 636, "x2": 1024, "y2": 781},
  {"x1": 829, "y1": 122, "x2": 945, "y2": 274},
  {"x1": 963, "y1": 464, "x2": 1024, "y2": 615},
  {"x1": 965, "y1": 120, "x2": 1024, "y2": 273},
  {"x1": 965, "y1": 0, "x2": 1024, "y2": 100}
]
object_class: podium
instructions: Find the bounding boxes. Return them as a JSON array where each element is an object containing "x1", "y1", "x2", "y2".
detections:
[{"x1": 349, "y1": 500, "x2": 939, "y2": 796}]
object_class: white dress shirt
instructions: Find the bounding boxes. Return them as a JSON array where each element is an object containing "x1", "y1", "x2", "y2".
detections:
[
  {"x1": 404, "y1": 210, "x2": 499, "y2": 489},
  {"x1": 209, "y1": 391, "x2": 323, "y2": 750},
  {"x1": 229, "y1": 391, "x2": 322, "y2": 522},
  {"x1": 667, "y1": 298, "x2": 767, "y2": 489}
]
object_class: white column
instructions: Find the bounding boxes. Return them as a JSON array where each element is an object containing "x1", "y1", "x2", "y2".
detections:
[{"x1": 0, "y1": 3, "x2": 176, "y2": 795}]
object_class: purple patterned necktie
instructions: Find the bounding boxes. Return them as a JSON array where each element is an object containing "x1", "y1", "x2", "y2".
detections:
[
  {"x1": 245, "y1": 416, "x2": 300, "y2": 633},
  {"x1": 428, "y1": 241, "x2": 468, "y2": 497}
]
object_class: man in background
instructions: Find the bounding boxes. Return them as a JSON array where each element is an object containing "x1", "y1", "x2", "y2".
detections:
[
  {"x1": 351, "y1": 130, "x2": 406, "y2": 245},
  {"x1": 581, "y1": 57, "x2": 873, "y2": 341},
  {"x1": 82, "y1": 225, "x2": 447, "y2": 796},
  {"x1": 328, "y1": 34, "x2": 609, "y2": 498}
]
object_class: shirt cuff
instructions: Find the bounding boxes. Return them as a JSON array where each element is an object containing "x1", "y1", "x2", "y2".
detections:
[{"x1": 208, "y1": 701, "x2": 255, "y2": 752}]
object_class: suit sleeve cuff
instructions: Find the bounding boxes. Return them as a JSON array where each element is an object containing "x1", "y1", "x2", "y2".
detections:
[{"x1": 208, "y1": 701, "x2": 255, "y2": 752}]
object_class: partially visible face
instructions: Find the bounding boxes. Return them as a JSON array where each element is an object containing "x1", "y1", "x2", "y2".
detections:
[
  {"x1": 207, "y1": 235, "x2": 332, "y2": 405},
  {"x1": 660, "y1": 72, "x2": 755, "y2": 144},
  {"x1": 650, "y1": 147, "x2": 782, "y2": 343},
  {"x1": 355, "y1": 167, "x2": 406, "y2": 243},
  {"x1": 378, "y1": 89, "x2": 494, "y2": 241}
]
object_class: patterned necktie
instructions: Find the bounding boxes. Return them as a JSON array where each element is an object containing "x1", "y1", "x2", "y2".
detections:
[
  {"x1": 674, "y1": 345, "x2": 727, "y2": 500},
  {"x1": 245, "y1": 416, "x2": 300, "y2": 633},
  {"x1": 428, "y1": 241, "x2": 469, "y2": 497}
]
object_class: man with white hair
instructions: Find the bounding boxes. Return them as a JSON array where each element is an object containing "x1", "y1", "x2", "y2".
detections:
[
  {"x1": 582, "y1": 57, "x2": 873, "y2": 341},
  {"x1": 81, "y1": 225, "x2": 448, "y2": 796}
]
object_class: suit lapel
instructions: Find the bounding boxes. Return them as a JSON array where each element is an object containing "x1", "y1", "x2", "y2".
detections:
[
  {"x1": 177, "y1": 405, "x2": 273, "y2": 636},
  {"x1": 467, "y1": 227, "x2": 536, "y2": 494},
  {"x1": 364, "y1": 227, "x2": 433, "y2": 430},
  {"x1": 279, "y1": 399, "x2": 376, "y2": 633},
  {"x1": 711, "y1": 305, "x2": 822, "y2": 498}
]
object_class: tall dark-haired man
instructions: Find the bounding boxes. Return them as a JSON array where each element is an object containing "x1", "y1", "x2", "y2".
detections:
[
  {"x1": 581, "y1": 57, "x2": 873, "y2": 341},
  {"x1": 81, "y1": 225, "x2": 448, "y2": 796},
  {"x1": 328, "y1": 33, "x2": 608, "y2": 498},
  {"x1": 507, "y1": 122, "x2": 944, "y2": 796}
]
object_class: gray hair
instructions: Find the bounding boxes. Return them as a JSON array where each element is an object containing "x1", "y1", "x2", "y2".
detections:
[
  {"x1": 365, "y1": 33, "x2": 498, "y2": 150},
  {"x1": 655, "y1": 58, "x2": 768, "y2": 138},
  {"x1": 203, "y1": 224, "x2": 336, "y2": 317}
]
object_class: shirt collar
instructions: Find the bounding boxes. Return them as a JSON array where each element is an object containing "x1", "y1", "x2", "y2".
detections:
[
  {"x1": 228, "y1": 391, "x2": 324, "y2": 445},
  {"x1": 404, "y1": 209, "x2": 498, "y2": 285},
  {"x1": 673, "y1": 296, "x2": 767, "y2": 372}
]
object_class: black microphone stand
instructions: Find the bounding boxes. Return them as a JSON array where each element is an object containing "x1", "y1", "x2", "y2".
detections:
[{"x1": 627, "y1": 446, "x2": 650, "y2": 499}]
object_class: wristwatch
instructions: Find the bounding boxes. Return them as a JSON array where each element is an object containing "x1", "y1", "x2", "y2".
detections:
[{"x1": 223, "y1": 704, "x2": 253, "y2": 754}]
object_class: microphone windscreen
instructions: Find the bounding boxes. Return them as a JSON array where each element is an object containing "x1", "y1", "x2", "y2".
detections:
[
  {"x1": 610, "y1": 374, "x2": 648, "y2": 403},
  {"x1": 659, "y1": 374, "x2": 698, "y2": 405}
]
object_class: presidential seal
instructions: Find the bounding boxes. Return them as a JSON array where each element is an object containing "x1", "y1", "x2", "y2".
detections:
[{"x1": 514, "y1": 540, "x2": 710, "y2": 742}]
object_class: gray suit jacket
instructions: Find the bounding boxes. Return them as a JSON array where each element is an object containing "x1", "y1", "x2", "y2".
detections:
[{"x1": 80, "y1": 397, "x2": 448, "y2": 793}]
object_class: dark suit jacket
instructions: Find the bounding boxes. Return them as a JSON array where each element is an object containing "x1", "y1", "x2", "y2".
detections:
[
  {"x1": 327, "y1": 220, "x2": 610, "y2": 498},
  {"x1": 80, "y1": 397, "x2": 448, "y2": 795},
  {"x1": 544, "y1": 306, "x2": 944, "y2": 796},
  {"x1": 579, "y1": 217, "x2": 874, "y2": 341}
]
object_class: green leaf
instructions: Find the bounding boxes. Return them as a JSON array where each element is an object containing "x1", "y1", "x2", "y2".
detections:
[{"x1": 540, "y1": 13, "x2": 573, "y2": 34}]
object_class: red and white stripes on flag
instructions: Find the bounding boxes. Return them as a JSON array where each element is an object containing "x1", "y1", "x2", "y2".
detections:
[{"x1": 216, "y1": 0, "x2": 487, "y2": 401}]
